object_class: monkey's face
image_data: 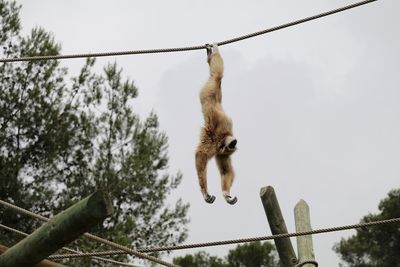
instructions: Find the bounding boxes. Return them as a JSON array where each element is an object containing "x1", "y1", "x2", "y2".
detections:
[{"x1": 218, "y1": 136, "x2": 237, "y2": 155}]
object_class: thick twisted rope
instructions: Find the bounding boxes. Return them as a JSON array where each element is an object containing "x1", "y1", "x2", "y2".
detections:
[
  {"x1": 0, "y1": 224, "x2": 140, "y2": 267},
  {"x1": 0, "y1": 0, "x2": 377, "y2": 63},
  {"x1": 0, "y1": 200, "x2": 178, "y2": 267},
  {"x1": 47, "y1": 217, "x2": 400, "y2": 259}
]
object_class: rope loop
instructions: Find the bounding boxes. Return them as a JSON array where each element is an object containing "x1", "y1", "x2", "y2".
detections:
[{"x1": 294, "y1": 260, "x2": 319, "y2": 267}]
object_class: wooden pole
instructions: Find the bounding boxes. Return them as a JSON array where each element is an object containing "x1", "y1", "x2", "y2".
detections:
[
  {"x1": 0, "y1": 245, "x2": 67, "y2": 267},
  {"x1": 260, "y1": 186, "x2": 297, "y2": 267},
  {"x1": 294, "y1": 199, "x2": 316, "y2": 267},
  {"x1": 0, "y1": 190, "x2": 113, "y2": 267}
]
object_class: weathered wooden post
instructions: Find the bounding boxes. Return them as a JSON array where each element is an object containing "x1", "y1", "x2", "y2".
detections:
[
  {"x1": 294, "y1": 199, "x2": 317, "y2": 267},
  {"x1": 260, "y1": 186, "x2": 297, "y2": 267},
  {"x1": 0, "y1": 245, "x2": 67, "y2": 267},
  {"x1": 0, "y1": 190, "x2": 113, "y2": 267}
]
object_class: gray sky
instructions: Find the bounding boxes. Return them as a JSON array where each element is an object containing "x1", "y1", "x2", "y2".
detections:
[{"x1": 16, "y1": 0, "x2": 400, "y2": 266}]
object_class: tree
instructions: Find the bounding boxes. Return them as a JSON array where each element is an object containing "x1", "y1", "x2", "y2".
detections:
[
  {"x1": 334, "y1": 188, "x2": 400, "y2": 267},
  {"x1": 226, "y1": 241, "x2": 279, "y2": 267},
  {"x1": 0, "y1": 1, "x2": 189, "y2": 265},
  {"x1": 173, "y1": 251, "x2": 227, "y2": 267},
  {"x1": 173, "y1": 241, "x2": 279, "y2": 267}
]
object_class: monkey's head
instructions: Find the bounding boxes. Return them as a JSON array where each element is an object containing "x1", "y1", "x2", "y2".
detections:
[{"x1": 218, "y1": 136, "x2": 237, "y2": 155}]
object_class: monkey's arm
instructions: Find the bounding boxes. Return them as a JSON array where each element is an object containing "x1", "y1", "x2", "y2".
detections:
[
  {"x1": 208, "y1": 45, "x2": 224, "y2": 81},
  {"x1": 195, "y1": 150, "x2": 215, "y2": 204},
  {"x1": 207, "y1": 53, "x2": 223, "y2": 104}
]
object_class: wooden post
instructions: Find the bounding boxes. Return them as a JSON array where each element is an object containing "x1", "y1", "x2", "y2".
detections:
[
  {"x1": 260, "y1": 186, "x2": 297, "y2": 267},
  {"x1": 0, "y1": 190, "x2": 113, "y2": 267},
  {"x1": 294, "y1": 199, "x2": 316, "y2": 267},
  {"x1": 0, "y1": 245, "x2": 67, "y2": 267}
]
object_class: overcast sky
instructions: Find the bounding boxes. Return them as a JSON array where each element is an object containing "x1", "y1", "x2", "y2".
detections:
[{"x1": 16, "y1": 0, "x2": 400, "y2": 266}]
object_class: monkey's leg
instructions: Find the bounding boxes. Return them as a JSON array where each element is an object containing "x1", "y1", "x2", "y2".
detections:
[
  {"x1": 216, "y1": 155, "x2": 237, "y2": 205},
  {"x1": 195, "y1": 150, "x2": 216, "y2": 204}
]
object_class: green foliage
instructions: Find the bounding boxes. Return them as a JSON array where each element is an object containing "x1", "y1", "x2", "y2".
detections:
[
  {"x1": 0, "y1": 1, "x2": 189, "y2": 266},
  {"x1": 226, "y1": 241, "x2": 279, "y2": 267},
  {"x1": 173, "y1": 242, "x2": 279, "y2": 267},
  {"x1": 334, "y1": 189, "x2": 400, "y2": 267},
  {"x1": 0, "y1": 0, "x2": 20, "y2": 45},
  {"x1": 174, "y1": 251, "x2": 227, "y2": 267}
]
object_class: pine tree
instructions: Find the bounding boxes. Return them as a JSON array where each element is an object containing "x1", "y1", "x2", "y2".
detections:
[
  {"x1": 334, "y1": 189, "x2": 400, "y2": 267},
  {"x1": 0, "y1": 1, "x2": 189, "y2": 265}
]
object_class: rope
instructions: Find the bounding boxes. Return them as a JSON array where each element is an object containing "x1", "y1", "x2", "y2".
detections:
[
  {"x1": 217, "y1": 0, "x2": 376, "y2": 46},
  {"x1": 0, "y1": 200, "x2": 178, "y2": 267},
  {"x1": 48, "y1": 217, "x2": 400, "y2": 259},
  {"x1": 2, "y1": 200, "x2": 399, "y2": 262},
  {"x1": 0, "y1": 0, "x2": 377, "y2": 63},
  {"x1": 294, "y1": 260, "x2": 318, "y2": 267},
  {"x1": 0, "y1": 224, "x2": 140, "y2": 267}
]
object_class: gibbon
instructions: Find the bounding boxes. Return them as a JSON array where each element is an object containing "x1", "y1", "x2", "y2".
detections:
[{"x1": 195, "y1": 44, "x2": 238, "y2": 205}]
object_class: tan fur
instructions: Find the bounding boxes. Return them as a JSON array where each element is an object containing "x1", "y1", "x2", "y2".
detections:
[{"x1": 195, "y1": 46, "x2": 237, "y2": 204}]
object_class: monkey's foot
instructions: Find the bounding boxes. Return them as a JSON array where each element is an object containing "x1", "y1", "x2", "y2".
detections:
[
  {"x1": 201, "y1": 191, "x2": 215, "y2": 204},
  {"x1": 203, "y1": 193, "x2": 216, "y2": 204},
  {"x1": 224, "y1": 195, "x2": 238, "y2": 205}
]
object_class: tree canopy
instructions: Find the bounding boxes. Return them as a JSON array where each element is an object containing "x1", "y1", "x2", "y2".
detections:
[
  {"x1": 334, "y1": 188, "x2": 400, "y2": 267},
  {"x1": 0, "y1": 1, "x2": 189, "y2": 266}
]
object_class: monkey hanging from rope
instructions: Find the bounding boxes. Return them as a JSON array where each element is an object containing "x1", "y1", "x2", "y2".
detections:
[{"x1": 195, "y1": 44, "x2": 238, "y2": 205}]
